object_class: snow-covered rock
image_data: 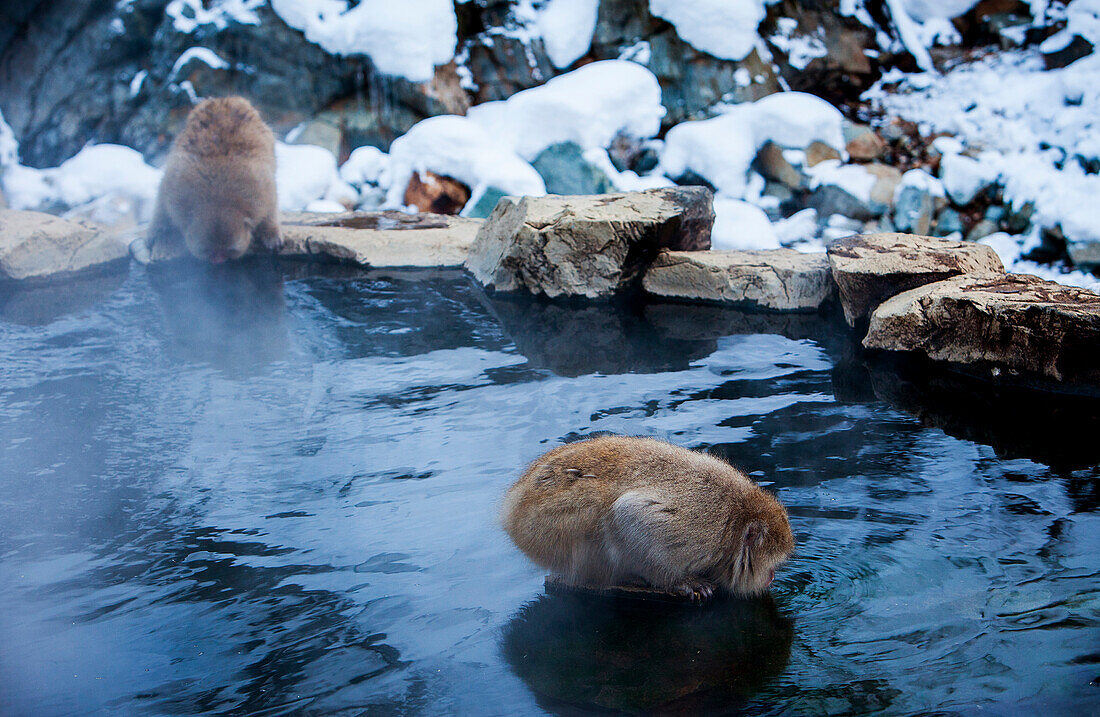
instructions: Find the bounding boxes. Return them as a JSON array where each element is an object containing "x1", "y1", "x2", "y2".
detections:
[
  {"x1": 648, "y1": 0, "x2": 767, "y2": 62},
  {"x1": 711, "y1": 198, "x2": 780, "y2": 251},
  {"x1": 275, "y1": 142, "x2": 341, "y2": 211},
  {"x1": 466, "y1": 60, "x2": 665, "y2": 161},
  {"x1": 383, "y1": 115, "x2": 546, "y2": 211},
  {"x1": 268, "y1": 0, "x2": 457, "y2": 82},
  {"x1": 537, "y1": 0, "x2": 599, "y2": 68}
]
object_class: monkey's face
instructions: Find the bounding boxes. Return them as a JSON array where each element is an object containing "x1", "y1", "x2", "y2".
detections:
[{"x1": 184, "y1": 211, "x2": 254, "y2": 264}]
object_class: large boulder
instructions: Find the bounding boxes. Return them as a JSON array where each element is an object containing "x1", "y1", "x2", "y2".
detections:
[
  {"x1": 0, "y1": 209, "x2": 129, "y2": 280},
  {"x1": 863, "y1": 273, "x2": 1100, "y2": 386},
  {"x1": 642, "y1": 249, "x2": 834, "y2": 311},
  {"x1": 465, "y1": 188, "x2": 714, "y2": 298},
  {"x1": 133, "y1": 210, "x2": 480, "y2": 268},
  {"x1": 827, "y1": 233, "x2": 1004, "y2": 326}
]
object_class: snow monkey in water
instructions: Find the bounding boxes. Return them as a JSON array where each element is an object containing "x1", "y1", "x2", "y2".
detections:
[
  {"x1": 148, "y1": 97, "x2": 281, "y2": 263},
  {"x1": 502, "y1": 436, "x2": 795, "y2": 602}
]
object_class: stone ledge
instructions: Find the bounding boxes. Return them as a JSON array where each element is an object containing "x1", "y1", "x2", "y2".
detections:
[
  {"x1": 132, "y1": 210, "x2": 482, "y2": 268},
  {"x1": 827, "y1": 232, "x2": 1004, "y2": 326},
  {"x1": 864, "y1": 273, "x2": 1100, "y2": 386},
  {"x1": 1, "y1": 209, "x2": 130, "y2": 281},
  {"x1": 642, "y1": 249, "x2": 834, "y2": 312}
]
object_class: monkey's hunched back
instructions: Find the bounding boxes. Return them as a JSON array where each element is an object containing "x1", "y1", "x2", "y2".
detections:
[
  {"x1": 149, "y1": 96, "x2": 281, "y2": 263},
  {"x1": 501, "y1": 436, "x2": 794, "y2": 599}
]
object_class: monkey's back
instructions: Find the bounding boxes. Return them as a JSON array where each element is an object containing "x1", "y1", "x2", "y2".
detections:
[{"x1": 501, "y1": 436, "x2": 753, "y2": 580}]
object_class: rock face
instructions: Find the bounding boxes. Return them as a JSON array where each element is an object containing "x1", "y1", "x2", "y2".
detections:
[
  {"x1": 134, "y1": 210, "x2": 480, "y2": 268},
  {"x1": 465, "y1": 188, "x2": 714, "y2": 298},
  {"x1": 827, "y1": 233, "x2": 1004, "y2": 326},
  {"x1": 864, "y1": 273, "x2": 1100, "y2": 386},
  {"x1": 0, "y1": 209, "x2": 129, "y2": 280},
  {"x1": 643, "y1": 250, "x2": 834, "y2": 311}
]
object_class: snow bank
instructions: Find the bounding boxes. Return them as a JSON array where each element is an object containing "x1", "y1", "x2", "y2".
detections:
[
  {"x1": 537, "y1": 0, "x2": 599, "y2": 68},
  {"x1": 660, "y1": 92, "x2": 846, "y2": 197},
  {"x1": 806, "y1": 160, "x2": 876, "y2": 203},
  {"x1": 649, "y1": 0, "x2": 766, "y2": 62},
  {"x1": 275, "y1": 142, "x2": 356, "y2": 211},
  {"x1": 269, "y1": 0, "x2": 457, "y2": 82},
  {"x1": 339, "y1": 145, "x2": 390, "y2": 186},
  {"x1": 466, "y1": 60, "x2": 665, "y2": 161},
  {"x1": 868, "y1": 49, "x2": 1100, "y2": 250},
  {"x1": 383, "y1": 115, "x2": 546, "y2": 209},
  {"x1": 711, "y1": 198, "x2": 781, "y2": 251}
]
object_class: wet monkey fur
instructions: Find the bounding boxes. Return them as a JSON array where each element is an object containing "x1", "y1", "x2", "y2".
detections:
[
  {"x1": 502, "y1": 436, "x2": 795, "y2": 601},
  {"x1": 149, "y1": 97, "x2": 281, "y2": 263}
]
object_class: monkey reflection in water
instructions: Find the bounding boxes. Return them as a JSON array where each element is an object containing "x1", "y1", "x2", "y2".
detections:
[
  {"x1": 502, "y1": 436, "x2": 795, "y2": 602},
  {"x1": 147, "y1": 259, "x2": 288, "y2": 373},
  {"x1": 502, "y1": 590, "x2": 793, "y2": 713}
]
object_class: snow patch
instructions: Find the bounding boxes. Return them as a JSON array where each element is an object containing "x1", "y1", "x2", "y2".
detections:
[
  {"x1": 711, "y1": 198, "x2": 781, "y2": 251},
  {"x1": 166, "y1": 0, "x2": 263, "y2": 34},
  {"x1": 537, "y1": 0, "x2": 599, "y2": 68},
  {"x1": 275, "y1": 142, "x2": 342, "y2": 211},
  {"x1": 269, "y1": 0, "x2": 457, "y2": 82},
  {"x1": 649, "y1": 0, "x2": 766, "y2": 62},
  {"x1": 170, "y1": 47, "x2": 230, "y2": 79}
]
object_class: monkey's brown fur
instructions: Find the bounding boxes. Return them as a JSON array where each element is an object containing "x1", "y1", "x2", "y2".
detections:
[
  {"x1": 149, "y1": 97, "x2": 281, "y2": 263},
  {"x1": 502, "y1": 436, "x2": 795, "y2": 600}
]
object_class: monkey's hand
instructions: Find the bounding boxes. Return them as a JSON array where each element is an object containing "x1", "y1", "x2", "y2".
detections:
[{"x1": 671, "y1": 578, "x2": 716, "y2": 604}]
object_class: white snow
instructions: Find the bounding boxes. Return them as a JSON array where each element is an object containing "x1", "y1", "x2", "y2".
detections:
[
  {"x1": 0, "y1": 109, "x2": 17, "y2": 169},
  {"x1": 129, "y1": 70, "x2": 148, "y2": 98},
  {"x1": 938, "y1": 151, "x2": 997, "y2": 205},
  {"x1": 170, "y1": 47, "x2": 230, "y2": 79},
  {"x1": 868, "y1": 48, "x2": 1100, "y2": 253},
  {"x1": 896, "y1": 167, "x2": 945, "y2": 199},
  {"x1": 649, "y1": 0, "x2": 767, "y2": 62},
  {"x1": 770, "y1": 18, "x2": 828, "y2": 70},
  {"x1": 807, "y1": 160, "x2": 877, "y2": 203},
  {"x1": 269, "y1": 0, "x2": 457, "y2": 82},
  {"x1": 275, "y1": 141, "x2": 342, "y2": 211},
  {"x1": 382, "y1": 115, "x2": 546, "y2": 209},
  {"x1": 339, "y1": 145, "x2": 390, "y2": 187},
  {"x1": 537, "y1": 0, "x2": 599, "y2": 68},
  {"x1": 466, "y1": 60, "x2": 665, "y2": 161},
  {"x1": 711, "y1": 197, "x2": 781, "y2": 251},
  {"x1": 980, "y1": 231, "x2": 1100, "y2": 291},
  {"x1": 166, "y1": 0, "x2": 263, "y2": 33},
  {"x1": 773, "y1": 208, "x2": 823, "y2": 251},
  {"x1": 660, "y1": 91, "x2": 846, "y2": 198}
]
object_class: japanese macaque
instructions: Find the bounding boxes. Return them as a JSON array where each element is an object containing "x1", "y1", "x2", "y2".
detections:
[
  {"x1": 149, "y1": 97, "x2": 281, "y2": 263},
  {"x1": 502, "y1": 436, "x2": 795, "y2": 601}
]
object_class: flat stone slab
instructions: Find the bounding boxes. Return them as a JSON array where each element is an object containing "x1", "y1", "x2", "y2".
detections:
[
  {"x1": 864, "y1": 273, "x2": 1100, "y2": 386},
  {"x1": 465, "y1": 187, "x2": 714, "y2": 299},
  {"x1": 133, "y1": 210, "x2": 481, "y2": 268},
  {"x1": 642, "y1": 249, "x2": 834, "y2": 311},
  {"x1": 1, "y1": 209, "x2": 129, "y2": 280},
  {"x1": 827, "y1": 232, "x2": 1003, "y2": 326}
]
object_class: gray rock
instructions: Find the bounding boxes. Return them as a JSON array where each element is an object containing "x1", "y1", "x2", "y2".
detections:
[
  {"x1": 642, "y1": 249, "x2": 834, "y2": 311},
  {"x1": 1067, "y1": 239, "x2": 1100, "y2": 269},
  {"x1": 966, "y1": 219, "x2": 999, "y2": 243},
  {"x1": 133, "y1": 210, "x2": 481, "y2": 268},
  {"x1": 864, "y1": 273, "x2": 1100, "y2": 386},
  {"x1": 465, "y1": 187, "x2": 509, "y2": 219},
  {"x1": 0, "y1": 209, "x2": 130, "y2": 280},
  {"x1": 532, "y1": 142, "x2": 615, "y2": 196},
  {"x1": 827, "y1": 232, "x2": 1004, "y2": 326},
  {"x1": 893, "y1": 185, "x2": 934, "y2": 234},
  {"x1": 935, "y1": 208, "x2": 964, "y2": 236},
  {"x1": 753, "y1": 142, "x2": 804, "y2": 189},
  {"x1": 465, "y1": 188, "x2": 714, "y2": 298}
]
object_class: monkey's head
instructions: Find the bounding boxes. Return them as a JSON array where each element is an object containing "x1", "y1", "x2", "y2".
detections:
[
  {"x1": 723, "y1": 488, "x2": 795, "y2": 597},
  {"x1": 184, "y1": 208, "x2": 254, "y2": 264}
]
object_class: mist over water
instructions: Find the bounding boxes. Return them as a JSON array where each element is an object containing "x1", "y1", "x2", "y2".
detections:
[{"x1": 1, "y1": 260, "x2": 1097, "y2": 714}]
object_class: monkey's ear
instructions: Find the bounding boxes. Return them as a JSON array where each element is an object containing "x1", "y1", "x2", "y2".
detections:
[{"x1": 743, "y1": 520, "x2": 767, "y2": 553}]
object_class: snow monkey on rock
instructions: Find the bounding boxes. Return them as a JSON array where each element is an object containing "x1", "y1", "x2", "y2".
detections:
[
  {"x1": 502, "y1": 436, "x2": 795, "y2": 602},
  {"x1": 149, "y1": 97, "x2": 281, "y2": 263}
]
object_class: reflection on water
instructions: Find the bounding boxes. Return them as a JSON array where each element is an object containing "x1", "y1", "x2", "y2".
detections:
[
  {"x1": 502, "y1": 592, "x2": 792, "y2": 714},
  {"x1": 0, "y1": 261, "x2": 1097, "y2": 714}
]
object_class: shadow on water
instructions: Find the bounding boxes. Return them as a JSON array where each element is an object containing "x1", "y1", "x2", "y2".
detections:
[
  {"x1": 0, "y1": 266, "x2": 128, "y2": 325},
  {"x1": 147, "y1": 258, "x2": 289, "y2": 373},
  {"x1": 501, "y1": 591, "x2": 793, "y2": 715},
  {"x1": 482, "y1": 292, "x2": 847, "y2": 377},
  {"x1": 834, "y1": 350, "x2": 1100, "y2": 472}
]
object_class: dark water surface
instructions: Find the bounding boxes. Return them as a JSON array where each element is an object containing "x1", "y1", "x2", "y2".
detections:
[{"x1": 1, "y1": 260, "x2": 1097, "y2": 715}]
